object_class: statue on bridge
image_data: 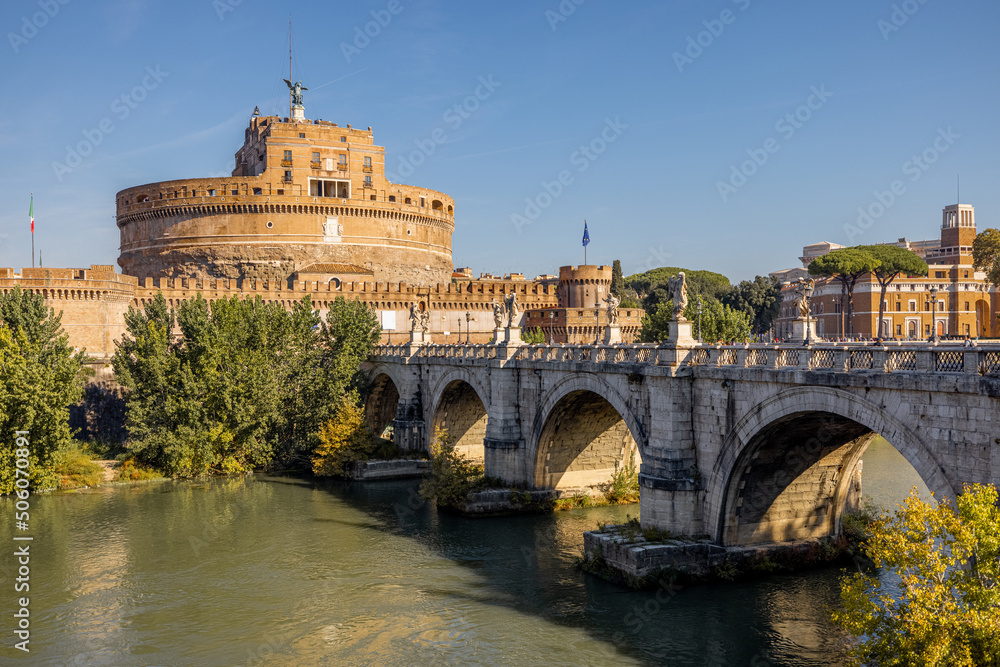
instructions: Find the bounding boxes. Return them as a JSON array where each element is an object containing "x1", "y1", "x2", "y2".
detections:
[
  {"x1": 794, "y1": 278, "x2": 814, "y2": 318},
  {"x1": 669, "y1": 272, "x2": 688, "y2": 322},
  {"x1": 604, "y1": 293, "x2": 620, "y2": 326},
  {"x1": 504, "y1": 291, "x2": 519, "y2": 327},
  {"x1": 492, "y1": 298, "x2": 506, "y2": 329},
  {"x1": 409, "y1": 303, "x2": 420, "y2": 332}
]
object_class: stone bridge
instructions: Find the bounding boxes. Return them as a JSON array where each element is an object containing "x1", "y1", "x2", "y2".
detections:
[{"x1": 363, "y1": 341, "x2": 1000, "y2": 547}]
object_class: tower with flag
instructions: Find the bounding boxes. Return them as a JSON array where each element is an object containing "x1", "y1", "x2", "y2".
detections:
[{"x1": 582, "y1": 220, "x2": 590, "y2": 264}]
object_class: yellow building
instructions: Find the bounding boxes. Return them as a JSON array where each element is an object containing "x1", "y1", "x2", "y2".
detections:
[{"x1": 774, "y1": 204, "x2": 998, "y2": 340}]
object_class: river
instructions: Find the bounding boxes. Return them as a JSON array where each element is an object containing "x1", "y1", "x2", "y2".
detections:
[{"x1": 1, "y1": 437, "x2": 923, "y2": 666}]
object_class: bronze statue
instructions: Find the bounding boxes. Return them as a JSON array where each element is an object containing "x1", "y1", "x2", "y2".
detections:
[{"x1": 283, "y1": 79, "x2": 308, "y2": 106}]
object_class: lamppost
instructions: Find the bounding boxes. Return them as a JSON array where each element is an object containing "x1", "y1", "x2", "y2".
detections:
[
  {"x1": 697, "y1": 297, "x2": 703, "y2": 343},
  {"x1": 457, "y1": 316, "x2": 462, "y2": 344},
  {"x1": 465, "y1": 310, "x2": 472, "y2": 344},
  {"x1": 595, "y1": 307, "x2": 601, "y2": 345},
  {"x1": 548, "y1": 310, "x2": 556, "y2": 344},
  {"x1": 804, "y1": 281, "x2": 814, "y2": 344},
  {"x1": 929, "y1": 285, "x2": 938, "y2": 343}
]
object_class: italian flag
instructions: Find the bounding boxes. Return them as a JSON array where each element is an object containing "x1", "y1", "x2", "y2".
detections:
[{"x1": 29, "y1": 194, "x2": 34, "y2": 234}]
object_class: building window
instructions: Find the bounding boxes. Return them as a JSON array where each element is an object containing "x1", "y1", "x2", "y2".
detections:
[
  {"x1": 420, "y1": 197, "x2": 425, "y2": 207},
  {"x1": 896, "y1": 324, "x2": 901, "y2": 336},
  {"x1": 207, "y1": 189, "x2": 215, "y2": 196},
  {"x1": 405, "y1": 197, "x2": 412, "y2": 204},
  {"x1": 370, "y1": 195, "x2": 376, "y2": 201},
  {"x1": 338, "y1": 154, "x2": 347, "y2": 164},
  {"x1": 284, "y1": 170, "x2": 292, "y2": 182},
  {"x1": 299, "y1": 132, "x2": 305, "y2": 138},
  {"x1": 895, "y1": 302, "x2": 901, "y2": 312},
  {"x1": 925, "y1": 324, "x2": 931, "y2": 336},
  {"x1": 965, "y1": 301, "x2": 970, "y2": 311},
  {"x1": 909, "y1": 300, "x2": 916, "y2": 312},
  {"x1": 964, "y1": 271, "x2": 969, "y2": 278},
  {"x1": 364, "y1": 156, "x2": 371, "y2": 166},
  {"x1": 312, "y1": 151, "x2": 320, "y2": 162},
  {"x1": 389, "y1": 195, "x2": 396, "y2": 202},
  {"x1": 283, "y1": 150, "x2": 292, "y2": 161},
  {"x1": 935, "y1": 271, "x2": 946, "y2": 278},
  {"x1": 253, "y1": 187, "x2": 262, "y2": 195},
  {"x1": 340, "y1": 136, "x2": 347, "y2": 142}
]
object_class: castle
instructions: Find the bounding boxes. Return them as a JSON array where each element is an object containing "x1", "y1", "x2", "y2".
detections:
[{"x1": 1, "y1": 90, "x2": 642, "y2": 364}]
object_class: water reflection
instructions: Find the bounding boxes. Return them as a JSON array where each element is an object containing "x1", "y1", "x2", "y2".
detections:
[{"x1": 0, "y1": 472, "x2": 866, "y2": 666}]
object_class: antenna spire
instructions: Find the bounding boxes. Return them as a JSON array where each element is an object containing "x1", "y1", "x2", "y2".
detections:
[{"x1": 288, "y1": 14, "x2": 293, "y2": 116}]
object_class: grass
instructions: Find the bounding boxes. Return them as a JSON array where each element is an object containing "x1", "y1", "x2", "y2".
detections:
[
  {"x1": 53, "y1": 448, "x2": 106, "y2": 490},
  {"x1": 113, "y1": 459, "x2": 164, "y2": 482}
]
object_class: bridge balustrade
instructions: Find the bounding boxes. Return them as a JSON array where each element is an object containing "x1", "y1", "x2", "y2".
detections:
[{"x1": 370, "y1": 342, "x2": 1000, "y2": 376}]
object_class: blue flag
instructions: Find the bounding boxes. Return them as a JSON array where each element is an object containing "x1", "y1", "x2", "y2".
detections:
[{"x1": 582, "y1": 221, "x2": 590, "y2": 247}]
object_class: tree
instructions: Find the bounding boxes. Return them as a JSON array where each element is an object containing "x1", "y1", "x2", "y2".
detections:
[
  {"x1": 0, "y1": 286, "x2": 87, "y2": 493},
  {"x1": 973, "y1": 228, "x2": 1000, "y2": 288},
  {"x1": 857, "y1": 245, "x2": 928, "y2": 339},
  {"x1": 833, "y1": 485, "x2": 1000, "y2": 666},
  {"x1": 610, "y1": 260, "x2": 626, "y2": 299},
  {"x1": 520, "y1": 327, "x2": 545, "y2": 344},
  {"x1": 625, "y1": 266, "x2": 731, "y2": 308},
  {"x1": 808, "y1": 248, "x2": 881, "y2": 336},
  {"x1": 639, "y1": 297, "x2": 751, "y2": 344},
  {"x1": 312, "y1": 396, "x2": 376, "y2": 477},
  {"x1": 113, "y1": 292, "x2": 382, "y2": 476},
  {"x1": 722, "y1": 275, "x2": 782, "y2": 335}
]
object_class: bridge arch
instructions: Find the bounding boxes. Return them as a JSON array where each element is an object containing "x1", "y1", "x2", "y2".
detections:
[
  {"x1": 428, "y1": 368, "x2": 491, "y2": 462},
  {"x1": 708, "y1": 386, "x2": 954, "y2": 546},
  {"x1": 530, "y1": 374, "x2": 645, "y2": 493},
  {"x1": 365, "y1": 371, "x2": 401, "y2": 439}
]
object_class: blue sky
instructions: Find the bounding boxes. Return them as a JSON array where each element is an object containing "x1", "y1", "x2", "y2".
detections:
[{"x1": 1, "y1": 0, "x2": 997, "y2": 282}]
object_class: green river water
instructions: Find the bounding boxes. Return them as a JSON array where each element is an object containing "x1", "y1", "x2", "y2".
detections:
[{"x1": 0, "y1": 437, "x2": 925, "y2": 666}]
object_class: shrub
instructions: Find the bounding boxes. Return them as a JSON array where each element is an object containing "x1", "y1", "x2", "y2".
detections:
[
  {"x1": 419, "y1": 428, "x2": 488, "y2": 510},
  {"x1": 53, "y1": 448, "x2": 105, "y2": 490},
  {"x1": 312, "y1": 398, "x2": 376, "y2": 477},
  {"x1": 113, "y1": 459, "x2": 163, "y2": 482},
  {"x1": 604, "y1": 452, "x2": 640, "y2": 504}
]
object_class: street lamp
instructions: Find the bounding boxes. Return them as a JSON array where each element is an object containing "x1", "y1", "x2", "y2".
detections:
[
  {"x1": 595, "y1": 307, "x2": 601, "y2": 345},
  {"x1": 457, "y1": 316, "x2": 462, "y2": 344},
  {"x1": 465, "y1": 310, "x2": 472, "y2": 344},
  {"x1": 697, "y1": 297, "x2": 703, "y2": 343},
  {"x1": 804, "y1": 281, "x2": 814, "y2": 344},
  {"x1": 929, "y1": 285, "x2": 938, "y2": 342},
  {"x1": 548, "y1": 310, "x2": 556, "y2": 344}
]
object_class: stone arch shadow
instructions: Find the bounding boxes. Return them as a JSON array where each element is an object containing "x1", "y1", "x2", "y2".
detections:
[
  {"x1": 528, "y1": 374, "x2": 646, "y2": 494},
  {"x1": 706, "y1": 386, "x2": 954, "y2": 546},
  {"x1": 427, "y1": 368, "x2": 492, "y2": 463},
  {"x1": 365, "y1": 372, "x2": 400, "y2": 439}
]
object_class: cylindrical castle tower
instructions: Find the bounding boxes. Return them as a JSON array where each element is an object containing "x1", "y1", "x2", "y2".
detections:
[
  {"x1": 558, "y1": 265, "x2": 612, "y2": 309},
  {"x1": 116, "y1": 109, "x2": 455, "y2": 285}
]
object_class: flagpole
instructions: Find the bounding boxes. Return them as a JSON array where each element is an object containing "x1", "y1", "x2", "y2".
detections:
[
  {"x1": 30, "y1": 192, "x2": 35, "y2": 268},
  {"x1": 584, "y1": 219, "x2": 587, "y2": 265}
]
